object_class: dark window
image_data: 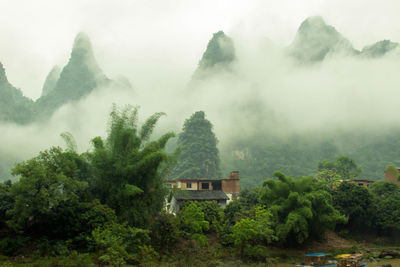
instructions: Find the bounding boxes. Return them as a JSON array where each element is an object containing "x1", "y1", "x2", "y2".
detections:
[
  {"x1": 167, "y1": 184, "x2": 172, "y2": 188},
  {"x1": 212, "y1": 180, "x2": 222, "y2": 190},
  {"x1": 186, "y1": 182, "x2": 192, "y2": 188},
  {"x1": 358, "y1": 183, "x2": 364, "y2": 186},
  {"x1": 202, "y1": 183, "x2": 209, "y2": 190}
]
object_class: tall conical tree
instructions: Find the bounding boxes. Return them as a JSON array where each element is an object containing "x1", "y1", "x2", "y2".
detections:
[{"x1": 173, "y1": 111, "x2": 220, "y2": 179}]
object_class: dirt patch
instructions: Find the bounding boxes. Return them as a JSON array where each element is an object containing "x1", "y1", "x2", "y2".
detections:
[{"x1": 304, "y1": 231, "x2": 353, "y2": 251}]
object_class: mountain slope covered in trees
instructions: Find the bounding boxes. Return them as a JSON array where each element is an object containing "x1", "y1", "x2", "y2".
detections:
[
  {"x1": 0, "y1": 63, "x2": 34, "y2": 124},
  {"x1": 34, "y1": 32, "x2": 111, "y2": 119},
  {"x1": 191, "y1": 30, "x2": 236, "y2": 81}
]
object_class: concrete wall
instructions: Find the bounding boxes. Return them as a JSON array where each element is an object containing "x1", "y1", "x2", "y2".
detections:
[{"x1": 181, "y1": 181, "x2": 199, "y2": 190}]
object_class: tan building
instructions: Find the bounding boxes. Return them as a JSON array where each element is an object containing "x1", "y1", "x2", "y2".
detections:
[{"x1": 166, "y1": 171, "x2": 240, "y2": 213}]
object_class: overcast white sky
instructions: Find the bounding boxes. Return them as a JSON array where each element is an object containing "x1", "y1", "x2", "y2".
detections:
[{"x1": 0, "y1": 0, "x2": 399, "y2": 100}]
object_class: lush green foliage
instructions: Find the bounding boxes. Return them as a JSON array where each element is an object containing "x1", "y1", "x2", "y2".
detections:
[
  {"x1": 7, "y1": 147, "x2": 90, "y2": 236},
  {"x1": 150, "y1": 211, "x2": 180, "y2": 252},
  {"x1": 369, "y1": 181, "x2": 400, "y2": 233},
  {"x1": 177, "y1": 202, "x2": 209, "y2": 246},
  {"x1": 172, "y1": 111, "x2": 221, "y2": 179},
  {"x1": 88, "y1": 105, "x2": 174, "y2": 227},
  {"x1": 0, "y1": 181, "x2": 12, "y2": 227},
  {"x1": 318, "y1": 156, "x2": 362, "y2": 179},
  {"x1": 0, "y1": 105, "x2": 175, "y2": 262},
  {"x1": 314, "y1": 169, "x2": 342, "y2": 188},
  {"x1": 261, "y1": 171, "x2": 345, "y2": 244},
  {"x1": 92, "y1": 222, "x2": 153, "y2": 266},
  {"x1": 0, "y1": 100, "x2": 399, "y2": 264},
  {"x1": 232, "y1": 206, "x2": 275, "y2": 257},
  {"x1": 196, "y1": 201, "x2": 224, "y2": 232},
  {"x1": 332, "y1": 182, "x2": 375, "y2": 231}
]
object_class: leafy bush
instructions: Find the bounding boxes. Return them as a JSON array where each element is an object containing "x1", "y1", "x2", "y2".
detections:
[
  {"x1": 0, "y1": 236, "x2": 28, "y2": 256},
  {"x1": 92, "y1": 222, "x2": 151, "y2": 266},
  {"x1": 232, "y1": 206, "x2": 275, "y2": 257},
  {"x1": 178, "y1": 202, "x2": 209, "y2": 246},
  {"x1": 150, "y1": 211, "x2": 179, "y2": 252},
  {"x1": 261, "y1": 171, "x2": 345, "y2": 245}
]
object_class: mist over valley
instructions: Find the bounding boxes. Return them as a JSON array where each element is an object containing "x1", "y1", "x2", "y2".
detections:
[{"x1": 1, "y1": 12, "x2": 400, "y2": 188}]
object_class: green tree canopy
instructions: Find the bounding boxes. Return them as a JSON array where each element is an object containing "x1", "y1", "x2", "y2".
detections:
[
  {"x1": 332, "y1": 182, "x2": 375, "y2": 232},
  {"x1": 260, "y1": 171, "x2": 345, "y2": 245},
  {"x1": 177, "y1": 202, "x2": 209, "y2": 246},
  {"x1": 232, "y1": 206, "x2": 275, "y2": 257},
  {"x1": 0, "y1": 104, "x2": 175, "y2": 255},
  {"x1": 318, "y1": 155, "x2": 361, "y2": 179},
  {"x1": 88, "y1": 105, "x2": 175, "y2": 227},
  {"x1": 314, "y1": 169, "x2": 342, "y2": 188},
  {"x1": 369, "y1": 180, "x2": 400, "y2": 233},
  {"x1": 7, "y1": 147, "x2": 92, "y2": 237},
  {"x1": 172, "y1": 111, "x2": 220, "y2": 179}
]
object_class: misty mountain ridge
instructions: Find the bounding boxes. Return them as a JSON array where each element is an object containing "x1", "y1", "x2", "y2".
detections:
[
  {"x1": 0, "y1": 62, "x2": 34, "y2": 124},
  {"x1": 0, "y1": 32, "x2": 133, "y2": 124},
  {"x1": 41, "y1": 65, "x2": 61, "y2": 97},
  {"x1": 289, "y1": 16, "x2": 358, "y2": 62},
  {"x1": 191, "y1": 31, "x2": 236, "y2": 81},
  {"x1": 289, "y1": 16, "x2": 399, "y2": 63},
  {"x1": 361, "y1": 39, "x2": 399, "y2": 58},
  {"x1": 0, "y1": 18, "x2": 398, "y2": 125},
  {"x1": 34, "y1": 32, "x2": 112, "y2": 119}
]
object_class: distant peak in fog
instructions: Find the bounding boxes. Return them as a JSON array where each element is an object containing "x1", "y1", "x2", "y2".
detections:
[
  {"x1": 361, "y1": 40, "x2": 399, "y2": 58},
  {"x1": 288, "y1": 16, "x2": 400, "y2": 63},
  {"x1": 34, "y1": 32, "x2": 110, "y2": 120},
  {"x1": 289, "y1": 16, "x2": 357, "y2": 62},
  {"x1": 0, "y1": 61, "x2": 34, "y2": 124},
  {"x1": 70, "y1": 32, "x2": 103, "y2": 74},
  {"x1": 198, "y1": 31, "x2": 236, "y2": 69},
  {"x1": 191, "y1": 31, "x2": 236, "y2": 81},
  {"x1": 41, "y1": 65, "x2": 61, "y2": 97},
  {"x1": 0, "y1": 62, "x2": 8, "y2": 84}
]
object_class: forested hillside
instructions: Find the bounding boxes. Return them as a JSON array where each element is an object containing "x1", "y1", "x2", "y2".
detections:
[
  {"x1": 221, "y1": 130, "x2": 400, "y2": 188},
  {"x1": 0, "y1": 63, "x2": 34, "y2": 124},
  {"x1": 34, "y1": 32, "x2": 111, "y2": 120}
]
